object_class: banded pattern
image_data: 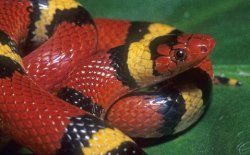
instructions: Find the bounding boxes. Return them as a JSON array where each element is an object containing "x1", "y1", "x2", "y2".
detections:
[
  {"x1": 174, "y1": 84, "x2": 205, "y2": 133},
  {"x1": 0, "y1": 0, "x2": 215, "y2": 154},
  {"x1": 0, "y1": 0, "x2": 144, "y2": 154},
  {"x1": 0, "y1": 55, "x2": 25, "y2": 78},
  {"x1": 213, "y1": 75, "x2": 242, "y2": 86},
  {"x1": 106, "y1": 65, "x2": 212, "y2": 137},
  {"x1": 60, "y1": 18, "x2": 215, "y2": 138},
  {"x1": 109, "y1": 22, "x2": 178, "y2": 88},
  {"x1": 106, "y1": 88, "x2": 186, "y2": 137},
  {"x1": 126, "y1": 23, "x2": 175, "y2": 85},
  {"x1": 0, "y1": 31, "x2": 20, "y2": 55},
  {"x1": 27, "y1": 0, "x2": 85, "y2": 47},
  {"x1": 57, "y1": 87, "x2": 104, "y2": 117},
  {"x1": 58, "y1": 115, "x2": 143, "y2": 155},
  {"x1": 24, "y1": 0, "x2": 97, "y2": 92},
  {"x1": 60, "y1": 21, "x2": 179, "y2": 113},
  {"x1": 171, "y1": 66, "x2": 212, "y2": 133}
]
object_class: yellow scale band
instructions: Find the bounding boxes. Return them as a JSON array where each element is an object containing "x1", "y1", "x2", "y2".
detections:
[
  {"x1": 174, "y1": 84, "x2": 204, "y2": 133},
  {"x1": 229, "y1": 79, "x2": 238, "y2": 86},
  {"x1": 127, "y1": 23, "x2": 174, "y2": 85},
  {"x1": 82, "y1": 128, "x2": 133, "y2": 155},
  {"x1": 31, "y1": 0, "x2": 81, "y2": 44},
  {"x1": 0, "y1": 44, "x2": 23, "y2": 66}
]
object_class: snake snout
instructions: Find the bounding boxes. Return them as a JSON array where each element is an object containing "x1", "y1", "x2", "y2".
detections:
[
  {"x1": 192, "y1": 34, "x2": 216, "y2": 55},
  {"x1": 182, "y1": 34, "x2": 215, "y2": 67}
]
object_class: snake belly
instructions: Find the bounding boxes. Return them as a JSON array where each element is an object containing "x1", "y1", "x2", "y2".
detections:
[{"x1": 0, "y1": 0, "x2": 216, "y2": 154}]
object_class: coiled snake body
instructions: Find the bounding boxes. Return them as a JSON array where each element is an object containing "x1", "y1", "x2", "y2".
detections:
[{"x1": 0, "y1": 0, "x2": 215, "y2": 154}]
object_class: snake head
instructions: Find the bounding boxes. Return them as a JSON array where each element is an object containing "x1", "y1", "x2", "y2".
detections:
[{"x1": 152, "y1": 33, "x2": 215, "y2": 77}]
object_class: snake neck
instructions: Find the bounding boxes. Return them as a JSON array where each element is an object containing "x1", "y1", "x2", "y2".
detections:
[
  {"x1": 109, "y1": 22, "x2": 177, "y2": 88},
  {"x1": 108, "y1": 45, "x2": 161, "y2": 89}
]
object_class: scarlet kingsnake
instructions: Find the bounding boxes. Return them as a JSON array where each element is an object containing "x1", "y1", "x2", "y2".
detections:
[{"x1": 0, "y1": 0, "x2": 216, "y2": 154}]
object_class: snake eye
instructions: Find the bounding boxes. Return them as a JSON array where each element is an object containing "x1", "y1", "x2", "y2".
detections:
[{"x1": 174, "y1": 49, "x2": 186, "y2": 61}]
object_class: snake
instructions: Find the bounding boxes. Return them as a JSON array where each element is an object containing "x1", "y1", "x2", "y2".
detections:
[{"x1": 0, "y1": 0, "x2": 216, "y2": 154}]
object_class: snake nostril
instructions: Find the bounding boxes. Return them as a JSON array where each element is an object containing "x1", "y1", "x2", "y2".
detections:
[{"x1": 200, "y1": 46, "x2": 208, "y2": 53}]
